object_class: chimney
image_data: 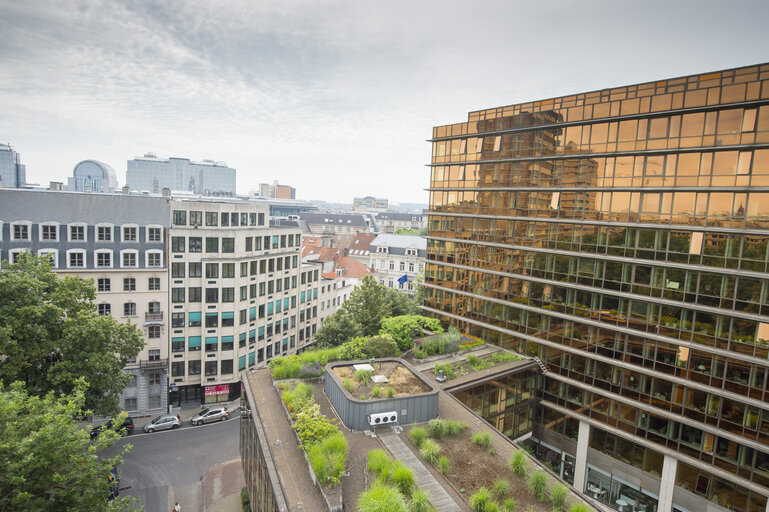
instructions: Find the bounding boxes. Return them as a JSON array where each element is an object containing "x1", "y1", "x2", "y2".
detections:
[
  {"x1": 122, "y1": 185, "x2": 130, "y2": 194},
  {"x1": 162, "y1": 187, "x2": 171, "y2": 197}
]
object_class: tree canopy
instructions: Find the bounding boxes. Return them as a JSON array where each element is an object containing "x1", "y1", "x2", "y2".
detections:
[
  {"x1": 0, "y1": 379, "x2": 133, "y2": 511},
  {"x1": 0, "y1": 254, "x2": 144, "y2": 415}
]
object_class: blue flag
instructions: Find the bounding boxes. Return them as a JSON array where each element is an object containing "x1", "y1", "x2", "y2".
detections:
[{"x1": 397, "y1": 274, "x2": 408, "y2": 285}]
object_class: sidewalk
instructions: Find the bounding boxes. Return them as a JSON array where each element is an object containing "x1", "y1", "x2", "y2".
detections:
[{"x1": 202, "y1": 459, "x2": 245, "y2": 512}]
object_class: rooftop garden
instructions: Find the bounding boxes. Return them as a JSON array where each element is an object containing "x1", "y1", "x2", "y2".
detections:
[
  {"x1": 432, "y1": 351, "x2": 524, "y2": 381},
  {"x1": 333, "y1": 360, "x2": 431, "y2": 400}
]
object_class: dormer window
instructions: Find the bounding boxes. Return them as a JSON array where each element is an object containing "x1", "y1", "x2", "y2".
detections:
[{"x1": 377, "y1": 246, "x2": 388, "y2": 253}]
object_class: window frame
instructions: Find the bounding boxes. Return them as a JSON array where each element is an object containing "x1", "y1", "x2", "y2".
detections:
[
  {"x1": 122, "y1": 224, "x2": 138, "y2": 243},
  {"x1": 11, "y1": 221, "x2": 30, "y2": 241},
  {"x1": 95, "y1": 223, "x2": 113, "y2": 242},
  {"x1": 68, "y1": 223, "x2": 87, "y2": 242},
  {"x1": 120, "y1": 249, "x2": 138, "y2": 268},
  {"x1": 146, "y1": 225, "x2": 162, "y2": 243},
  {"x1": 39, "y1": 222, "x2": 59, "y2": 242},
  {"x1": 146, "y1": 250, "x2": 163, "y2": 267},
  {"x1": 66, "y1": 249, "x2": 86, "y2": 268}
]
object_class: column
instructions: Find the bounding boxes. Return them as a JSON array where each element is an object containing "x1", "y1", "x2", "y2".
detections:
[
  {"x1": 573, "y1": 419, "x2": 591, "y2": 492},
  {"x1": 657, "y1": 454, "x2": 678, "y2": 512}
]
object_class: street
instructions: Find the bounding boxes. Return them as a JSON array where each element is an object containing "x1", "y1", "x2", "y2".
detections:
[{"x1": 106, "y1": 411, "x2": 240, "y2": 512}]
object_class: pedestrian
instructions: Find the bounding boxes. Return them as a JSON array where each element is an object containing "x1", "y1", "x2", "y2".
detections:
[{"x1": 173, "y1": 502, "x2": 181, "y2": 512}]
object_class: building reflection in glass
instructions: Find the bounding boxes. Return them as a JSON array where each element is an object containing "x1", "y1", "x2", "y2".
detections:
[{"x1": 426, "y1": 63, "x2": 769, "y2": 512}]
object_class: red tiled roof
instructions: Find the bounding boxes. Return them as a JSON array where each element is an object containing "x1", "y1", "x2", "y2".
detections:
[{"x1": 334, "y1": 256, "x2": 375, "y2": 279}]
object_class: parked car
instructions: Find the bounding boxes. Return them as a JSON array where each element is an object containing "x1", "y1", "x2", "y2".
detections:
[
  {"x1": 143, "y1": 414, "x2": 181, "y2": 433},
  {"x1": 190, "y1": 406, "x2": 229, "y2": 425},
  {"x1": 90, "y1": 417, "x2": 134, "y2": 439},
  {"x1": 108, "y1": 466, "x2": 120, "y2": 500}
]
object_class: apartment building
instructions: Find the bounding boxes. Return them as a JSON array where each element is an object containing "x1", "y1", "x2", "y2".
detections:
[
  {"x1": 0, "y1": 188, "x2": 170, "y2": 415},
  {"x1": 369, "y1": 234, "x2": 425, "y2": 295},
  {"x1": 167, "y1": 198, "x2": 314, "y2": 404},
  {"x1": 424, "y1": 63, "x2": 769, "y2": 512},
  {"x1": 375, "y1": 212, "x2": 427, "y2": 234}
]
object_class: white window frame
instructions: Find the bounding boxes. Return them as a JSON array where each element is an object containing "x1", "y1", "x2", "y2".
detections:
[
  {"x1": 11, "y1": 221, "x2": 31, "y2": 241},
  {"x1": 145, "y1": 249, "x2": 163, "y2": 268},
  {"x1": 39, "y1": 222, "x2": 60, "y2": 242},
  {"x1": 68, "y1": 222, "x2": 87, "y2": 242},
  {"x1": 66, "y1": 249, "x2": 86, "y2": 269},
  {"x1": 9, "y1": 248, "x2": 29, "y2": 263},
  {"x1": 120, "y1": 249, "x2": 139, "y2": 268},
  {"x1": 377, "y1": 246, "x2": 388, "y2": 253},
  {"x1": 95, "y1": 223, "x2": 113, "y2": 242},
  {"x1": 122, "y1": 224, "x2": 139, "y2": 243},
  {"x1": 146, "y1": 224, "x2": 163, "y2": 243},
  {"x1": 37, "y1": 249, "x2": 59, "y2": 268},
  {"x1": 95, "y1": 249, "x2": 113, "y2": 268}
]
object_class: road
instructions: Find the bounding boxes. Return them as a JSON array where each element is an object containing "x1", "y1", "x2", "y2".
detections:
[{"x1": 106, "y1": 412, "x2": 240, "y2": 512}]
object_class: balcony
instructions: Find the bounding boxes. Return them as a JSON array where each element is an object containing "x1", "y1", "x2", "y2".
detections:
[
  {"x1": 140, "y1": 358, "x2": 168, "y2": 369},
  {"x1": 145, "y1": 311, "x2": 164, "y2": 321}
]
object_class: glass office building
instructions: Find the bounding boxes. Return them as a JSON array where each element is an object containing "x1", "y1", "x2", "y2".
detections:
[
  {"x1": 423, "y1": 63, "x2": 769, "y2": 512},
  {"x1": 126, "y1": 153, "x2": 236, "y2": 196},
  {"x1": 0, "y1": 143, "x2": 26, "y2": 188}
]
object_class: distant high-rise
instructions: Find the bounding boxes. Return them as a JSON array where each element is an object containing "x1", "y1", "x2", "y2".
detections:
[
  {"x1": 0, "y1": 143, "x2": 27, "y2": 188},
  {"x1": 69, "y1": 160, "x2": 118, "y2": 193},
  {"x1": 353, "y1": 196, "x2": 388, "y2": 210},
  {"x1": 127, "y1": 153, "x2": 236, "y2": 196},
  {"x1": 258, "y1": 180, "x2": 295, "y2": 199}
]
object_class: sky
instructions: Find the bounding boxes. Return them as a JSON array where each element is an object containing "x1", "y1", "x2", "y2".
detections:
[{"x1": 1, "y1": 1, "x2": 768, "y2": 205}]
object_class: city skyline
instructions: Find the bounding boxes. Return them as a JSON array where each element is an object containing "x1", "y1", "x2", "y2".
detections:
[{"x1": 1, "y1": 0, "x2": 768, "y2": 203}]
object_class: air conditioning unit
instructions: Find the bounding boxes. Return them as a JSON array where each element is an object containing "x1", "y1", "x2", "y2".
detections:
[{"x1": 367, "y1": 411, "x2": 398, "y2": 426}]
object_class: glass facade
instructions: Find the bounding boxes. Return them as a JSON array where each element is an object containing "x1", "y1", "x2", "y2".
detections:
[
  {"x1": 425, "y1": 63, "x2": 769, "y2": 512},
  {"x1": 126, "y1": 155, "x2": 236, "y2": 195}
]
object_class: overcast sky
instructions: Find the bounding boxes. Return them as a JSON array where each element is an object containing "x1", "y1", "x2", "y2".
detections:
[{"x1": 1, "y1": 0, "x2": 768, "y2": 204}]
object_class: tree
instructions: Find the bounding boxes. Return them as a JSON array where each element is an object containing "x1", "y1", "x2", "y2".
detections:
[
  {"x1": 385, "y1": 288, "x2": 418, "y2": 316},
  {"x1": 361, "y1": 334, "x2": 400, "y2": 358},
  {"x1": 393, "y1": 227, "x2": 420, "y2": 235},
  {"x1": 0, "y1": 379, "x2": 133, "y2": 511},
  {"x1": 0, "y1": 254, "x2": 144, "y2": 415},
  {"x1": 314, "y1": 310, "x2": 362, "y2": 347},
  {"x1": 341, "y1": 275, "x2": 393, "y2": 336}
]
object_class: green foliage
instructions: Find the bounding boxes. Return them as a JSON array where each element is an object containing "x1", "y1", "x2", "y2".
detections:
[
  {"x1": 492, "y1": 479, "x2": 509, "y2": 498},
  {"x1": 281, "y1": 381, "x2": 314, "y2": 417},
  {"x1": 489, "y1": 351, "x2": 523, "y2": 363},
  {"x1": 269, "y1": 348, "x2": 342, "y2": 379},
  {"x1": 409, "y1": 488, "x2": 431, "y2": 512},
  {"x1": 240, "y1": 487, "x2": 250, "y2": 510},
  {"x1": 338, "y1": 336, "x2": 367, "y2": 360},
  {"x1": 357, "y1": 481, "x2": 408, "y2": 512},
  {"x1": 419, "y1": 439, "x2": 441, "y2": 464},
  {"x1": 355, "y1": 369, "x2": 373, "y2": 383},
  {"x1": 386, "y1": 386, "x2": 396, "y2": 398},
  {"x1": 413, "y1": 347, "x2": 427, "y2": 359},
  {"x1": 467, "y1": 354, "x2": 487, "y2": 370},
  {"x1": 372, "y1": 386, "x2": 381, "y2": 398},
  {"x1": 307, "y1": 433, "x2": 348, "y2": 486},
  {"x1": 0, "y1": 379, "x2": 133, "y2": 511},
  {"x1": 343, "y1": 275, "x2": 395, "y2": 336},
  {"x1": 270, "y1": 355, "x2": 302, "y2": 380},
  {"x1": 392, "y1": 463, "x2": 415, "y2": 496},
  {"x1": 385, "y1": 287, "x2": 420, "y2": 317},
  {"x1": 394, "y1": 227, "x2": 421, "y2": 235},
  {"x1": 472, "y1": 431, "x2": 491, "y2": 448},
  {"x1": 444, "y1": 420, "x2": 466, "y2": 436},
  {"x1": 367, "y1": 449, "x2": 393, "y2": 476},
  {"x1": 438, "y1": 455, "x2": 450, "y2": 475},
  {"x1": 409, "y1": 426, "x2": 428, "y2": 447},
  {"x1": 315, "y1": 310, "x2": 362, "y2": 347},
  {"x1": 433, "y1": 362, "x2": 456, "y2": 380},
  {"x1": 469, "y1": 487, "x2": 492, "y2": 512},
  {"x1": 0, "y1": 254, "x2": 144, "y2": 415},
  {"x1": 551, "y1": 484, "x2": 568, "y2": 510},
  {"x1": 363, "y1": 334, "x2": 400, "y2": 358},
  {"x1": 292, "y1": 403, "x2": 339, "y2": 447},
  {"x1": 344, "y1": 378, "x2": 355, "y2": 393},
  {"x1": 569, "y1": 505, "x2": 591, "y2": 512},
  {"x1": 528, "y1": 470, "x2": 548, "y2": 502},
  {"x1": 485, "y1": 503, "x2": 500, "y2": 512},
  {"x1": 502, "y1": 497, "x2": 517, "y2": 512},
  {"x1": 380, "y1": 315, "x2": 444, "y2": 351},
  {"x1": 428, "y1": 418, "x2": 446, "y2": 439},
  {"x1": 509, "y1": 451, "x2": 527, "y2": 476}
]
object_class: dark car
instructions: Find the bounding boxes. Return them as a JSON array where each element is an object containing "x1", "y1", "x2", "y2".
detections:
[
  {"x1": 90, "y1": 417, "x2": 134, "y2": 439},
  {"x1": 108, "y1": 466, "x2": 120, "y2": 500}
]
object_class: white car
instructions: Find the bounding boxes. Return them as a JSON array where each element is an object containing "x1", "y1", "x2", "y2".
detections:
[
  {"x1": 190, "y1": 407, "x2": 230, "y2": 425},
  {"x1": 143, "y1": 414, "x2": 181, "y2": 433}
]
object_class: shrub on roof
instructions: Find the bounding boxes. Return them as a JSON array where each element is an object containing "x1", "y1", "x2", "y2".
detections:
[
  {"x1": 307, "y1": 433, "x2": 348, "y2": 486},
  {"x1": 357, "y1": 481, "x2": 408, "y2": 512}
]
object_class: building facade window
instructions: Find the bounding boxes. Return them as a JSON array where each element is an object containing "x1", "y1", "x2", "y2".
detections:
[
  {"x1": 172, "y1": 237, "x2": 185, "y2": 252},
  {"x1": 12, "y1": 223, "x2": 29, "y2": 240},
  {"x1": 148, "y1": 325, "x2": 160, "y2": 338},
  {"x1": 95, "y1": 250, "x2": 112, "y2": 268},
  {"x1": 147, "y1": 226, "x2": 162, "y2": 242},
  {"x1": 98, "y1": 303, "x2": 111, "y2": 316},
  {"x1": 123, "y1": 278, "x2": 135, "y2": 291},
  {"x1": 173, "y1": 210, "x2": 186, "y2": 226},
  {"x1": 121, "y1": 251, "x2": 137, "y2": 268},
  {"x1": 189, "y1": 237, "x2": 202, "y2": 252},
  {"x1": 69, "y1": 224, "x2": 85, "y2": 241},
  {"x1": 41, "y1": 224, "x2": 58, "y2": 241},
  {"x1": 122, "y1": 226, "x2": 137, "y2": 242},
  {"x1": 97, "y1": 278, "x2": 110, "y2": 291},
  {"x1": 96, "y1": 225, "x2": 112, "y2": 241},
  {"x1": 67, "y1": 250, "x2": 85, "y2": 268},
  {"x1": 123, "y1": 302, "x2": 136, "y2": 316},
  {"x1": 146, "y1": 251, "x2": 162, "y2": 267},
  {"x1": 148, "y1": 277, "x2": 161, "y2": 291}
]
